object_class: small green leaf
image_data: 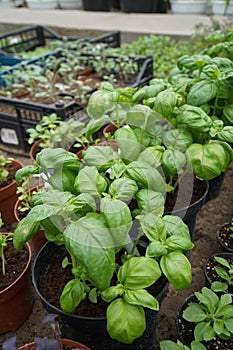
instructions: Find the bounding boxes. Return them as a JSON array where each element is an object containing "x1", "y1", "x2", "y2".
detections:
[{"x1": 60, "y1": 279, "x2": 85, "y2": 313}]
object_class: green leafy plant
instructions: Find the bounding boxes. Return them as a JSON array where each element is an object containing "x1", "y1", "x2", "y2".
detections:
[
  {"x1": 160, "y1": 339, "x2": 207, "y2": 350},
  {"x1": 182, "y1": 287, "x2": 233, "y2": 342},
  {"x1": 13, "y1": 145, "x2": 194, "y2": 344},
  {"x1": 211, "y1": 256, "x2": 233, "y2": 292},
  {"x1": 0, "y1": 214, "x2": 14, "y2": 275},
  {"x1": 0, "y1": 155, "x2": 13, "y2": 185}
]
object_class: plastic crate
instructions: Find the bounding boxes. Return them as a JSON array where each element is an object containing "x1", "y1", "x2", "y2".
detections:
[
  {"x1": 0, "y1": 53, "x2": 153, "y2": 150},
  {"x1": 0, "y1": 97, "x2": 88, "y2": 151},
  {"x1": 0, "y1": 25, "x2": 120, "y2": 54}
]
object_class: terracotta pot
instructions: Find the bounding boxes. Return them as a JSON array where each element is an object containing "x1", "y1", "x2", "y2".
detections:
[
  {"x1": 14, "y1": 185, "x2": 47, "y2": 253},
  {"x1": 0, "y1": 240, "x2": 33, "y2": 334},
  {"x1": 18, "y1": 337, "x2": 91, "y2": 350},
  {"x1": 0, "y1": 159, "x2": 23, "y2": 225},
  {"x1": 29, "y1": 139, "x2": 42, "y2": 162}
]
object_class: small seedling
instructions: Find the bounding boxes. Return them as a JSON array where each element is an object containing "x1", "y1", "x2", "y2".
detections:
[
  {"x1": 0, "y1": 214, "x2": 14, "y2": 275},
  {"x1": 0, "y1": 155, "x2": 13, "y2": 184},
  {"x1": 211, "y1": 255, "x2": 233, "y2": 292}
]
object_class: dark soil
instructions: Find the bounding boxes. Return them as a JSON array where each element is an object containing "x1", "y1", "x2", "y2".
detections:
[
  {"x1": 0, "y1": 241, "x2": 28, "y2": 290},
  {"x1": 217, "y1": 221, "x2": 233, "y2": 252},
  {"x1": 204, "y1": 252, "x2": 233, "y2": 294},
  {"x1": 176, "y1": 294, "x2": 233, "y2": 350}
]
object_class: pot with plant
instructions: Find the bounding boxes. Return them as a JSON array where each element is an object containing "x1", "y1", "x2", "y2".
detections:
[
  {"x1": 176, "y1": 286, "x2": 233, "y2": 349},
  {"x1": 87, "y1": 88, "x2": 211, "y2": 235},
  {"x1": 0, "y1": 154, "x2": 23, "y2": 225},
  {"x1": 3, "y1": 314, "x2": 91, "y2": 350},
  {"x1": 216, "y1": 219, "x2": 233, "y2": 253},
  {"x1": 204, "y1": 252, "x2": 233, "y2": 294},
  {"x1": 0, "y1": 214, "x2": 33, "y2": 334},
  {"x1": 13, "y1": 146, "x2": 194, "y2": 349}
]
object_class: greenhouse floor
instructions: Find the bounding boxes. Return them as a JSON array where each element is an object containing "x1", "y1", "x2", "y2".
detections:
[{"x1": 0, "y1": 7, "x2": 230, "y2": 43}]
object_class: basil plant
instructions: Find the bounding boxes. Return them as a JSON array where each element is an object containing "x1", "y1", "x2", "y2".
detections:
[{"x1": 13, "y1": 146, "x2": 194, "y2": 344}]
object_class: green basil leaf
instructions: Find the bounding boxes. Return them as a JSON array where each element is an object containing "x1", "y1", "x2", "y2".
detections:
[
  {"x1": 100, "y1": 197, "x2": 132, "y2": 247},
  {"x1": 186, "y1": 142, "x2": 232, "y2": 180},
  {"x1": 162, "y1": 149, "x2": 186, "y2": 175},
  {"x1": 36, "y1": 148, "x2": 82, "y2": 172},
  {"x1": 15, "y1": 165, "x2": 39, "y2": 185},
  {"x1": 166, "y1": 235, "x2": 194, "y2": 252},
  {"x1": 162, "y1": 215, "x2": 191, "y2": 239},
  {"x1": 124, "y1": 289, "x2": 159, "y2": 310},
  {"x1": 177, "y1": 105, "x2": 212, "y2": 133},
  {"x1": 146, "y1": 241, "x2": 168, "y2": 258},
  {"x1": 60, "y1": 279, "x2": 85, "y2": 313},
  {"x1": 82, "y1": 145, "x2": 119, "y2": 171},
  {"x1": 106, "y1": 299, "x2": 146, "y2": 344},
  {"x1": 64, "y1": 215, "x2": 116, "y2": 290},
  {"x1": 126, "y1": 161, "x2": 166, "y2": 194},
  {"x1": 187, "y1": 80, "x2": 217, "y2": 106},
  {"x1": 115, "y1": 127, "x2": 142, "y2": 163},
  {"x1": 108, "y1": 178, "x2": 138, "y2": 202},
  {"x1": 135, "y1": 189, "x2": 164, "y2": 215},
  {"x1": 162, "y1": 129, "x2": 193, "y2": 151},
  {"x1": 183, "y1": 304, "x2": 208, "y2": 322},
  {"x1": 118, "y1": 256, "x2": 161, "y2": 289},
  {"x1": 160, "y1": 251, "x2": 192, "y2": 290},
  {"x1": 139, "y1": 214, "x2": 166, "y2": 241},
  {"x1": 101, "y1": 284, "x2": 124, "y2": 303},
  {"x1": 137, "y1": 145, "x2": 165, "y2": 168},
  {"x1": 74, "y1": 166, "x2": 107, "y2": 196},
  {"x1": 87, "y1": 89, "x2": 118, "y2": 119}
]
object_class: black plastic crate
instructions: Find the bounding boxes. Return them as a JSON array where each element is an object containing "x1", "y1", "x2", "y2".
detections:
[
  {"x1": 0, "y1": 25, "x2": 120, "y2": 54},
  {"x1": 0, "y1": 97, "x2": 87, "y2": 151},
  {"x1": 0, "y1": 52, "x2": 153, "y2": 151}
]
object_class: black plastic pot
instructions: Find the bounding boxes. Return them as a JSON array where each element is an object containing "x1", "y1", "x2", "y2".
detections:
[
  {"x1": 176, "y1": 292, "x2": 233, "y2": 349},
  {"x1": 120, "y1": 0, "x2": 158, "y2": 13},
  {"x1": 216, "y1": 221, "x2": 233, "y2": 253},
  {"x1": 165, "y1": 180, "x2": 209, "y2": 237},
  {"x1": 204, "y1": 252, "x2": 233, "y2": 292},
  {"x1": 205, "y1": 172, "x2": 225, "y2": 203},
  {"x1": 32, "y1": 242, "x2": 167, "y2": 350},
  {"x1": 82, "y1": 0, "x2": 110, "y2": 11}
]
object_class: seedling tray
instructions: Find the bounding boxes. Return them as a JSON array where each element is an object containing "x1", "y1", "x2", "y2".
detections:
[
  {"x1": 0, "y1": 25, "x2": 120, "y2": 54},
  {"x1": 0, "y1": 51, "x2": 153, "y2": 151}
]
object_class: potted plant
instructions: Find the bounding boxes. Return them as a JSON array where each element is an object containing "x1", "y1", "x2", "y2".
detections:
[
  {"x1": 176, "y1": 286, "x2": 233, "y2": 349},
  {"x1": 0, "y1": 214, "x2": 33, "y2": 334},
  {"x1": 204, "y1": 252, "x2": 233, "y2": 294},
  {"x1": 13, "y1": 146, "x2": 194, "y2": 348},
  {"x1": 217, "y1": 220, "x2": 233, "y2": 253},
  {"x1": 0, "y1": 154, "x2": 23, "y2": 225}
]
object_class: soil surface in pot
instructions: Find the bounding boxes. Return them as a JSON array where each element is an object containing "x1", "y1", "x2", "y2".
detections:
[
  {"x1": 205, "y1": 254, "x2": 233, "y2": 294},
  {"x1": 38, "y1": 248, "x2": 167, "y2": 317},
  {"x1": 177, "y1": 294, "x2": 233, "y2": 350},
  {"x1": 0, "y1": 242, "x2": 28, "y2": 290},
  {"x1": 218, "y1": 222, "x2": 233, "y2": 251}
]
